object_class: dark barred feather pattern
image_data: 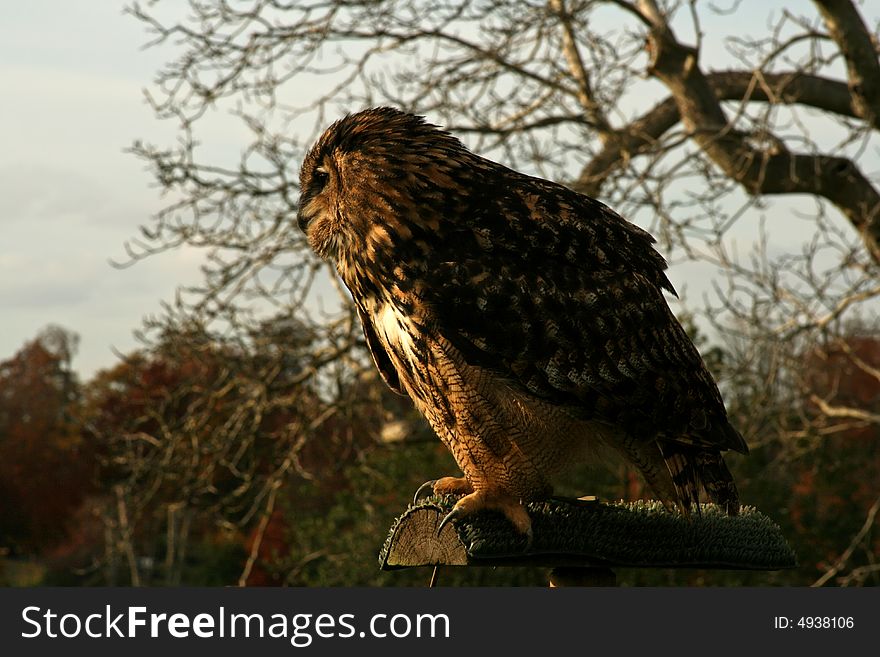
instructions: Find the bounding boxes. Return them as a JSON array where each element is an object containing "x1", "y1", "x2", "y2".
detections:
[
  {"x1": 298, "y1": 107, "x2": 748, "y2": 519},
  {"x1": 659, "y1": 442, "x2": 741, "y2": 515}
]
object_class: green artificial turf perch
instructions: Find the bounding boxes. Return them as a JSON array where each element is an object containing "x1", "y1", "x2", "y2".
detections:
[{"x1": 379, "y1": 496, "x2": 797, "y2": 571}]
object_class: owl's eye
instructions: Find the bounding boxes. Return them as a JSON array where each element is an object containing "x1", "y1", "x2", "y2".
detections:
[{"x1": 313, "y1": 166, "x2": 329, "y2": 189}]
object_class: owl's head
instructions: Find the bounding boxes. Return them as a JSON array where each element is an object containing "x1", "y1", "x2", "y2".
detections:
[{"x1": 297, "y1": 107, "x2": 473, "y2": 264}]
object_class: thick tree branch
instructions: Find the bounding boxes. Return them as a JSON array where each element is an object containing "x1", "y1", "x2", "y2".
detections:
[
  {"x1": 814, "y1": 0, "x2": 880, "y2": 129},
  {"x1": 634, "y1": 8, "x2": 880, "y2": 261},
  {"x1": 575, "y1": 71, "x2": 859, "y2": 196},
  {"x1": 574, "y1": 97, "x2": 678, "y2": 196},
  {"x1": 711, "y1": 70, "x2": 857, "y2": 117}
]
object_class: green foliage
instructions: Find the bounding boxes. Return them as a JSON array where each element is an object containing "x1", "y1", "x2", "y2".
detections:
[
  {"x1": 259, "y1": 442, "x2": 546, "y2": 586},
  {"x1": 1, "y1": 323, "x2": 878, "y2": 587}
]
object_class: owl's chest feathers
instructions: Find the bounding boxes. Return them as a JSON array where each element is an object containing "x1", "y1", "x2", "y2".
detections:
[
  {"x1": 360, "y1": 293, "x2": 603, "y2": 497},
  {"x1": 362, "y1": 295, "x2": 457, "y2": 412},
  {"x1": 369, "y1": 299, "x2": 421, "y2": 371}
]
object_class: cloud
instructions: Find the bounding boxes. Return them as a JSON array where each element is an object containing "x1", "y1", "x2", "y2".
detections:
[
  {"x1": 0, "y1": 3, "x2": 251, "y2": 380},
  {"x1": 0, "y1": 158, "x2": 207, "y2": 377}
]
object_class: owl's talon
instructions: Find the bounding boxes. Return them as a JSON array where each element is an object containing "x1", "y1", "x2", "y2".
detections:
[
  {"x1": 436, "y1": 507, "x2": 462, "y2": 537},
  {"x1": 413, "y1": 480, "x2": 437, "y2": 505},
  {"x1": 434, "y1": 490, "x2": 533, "y2": 550}
]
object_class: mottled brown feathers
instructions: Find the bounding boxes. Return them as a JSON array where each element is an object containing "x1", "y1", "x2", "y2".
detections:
[{"x1": 298, "y1": 107, "x2": 747, "y2": 529}]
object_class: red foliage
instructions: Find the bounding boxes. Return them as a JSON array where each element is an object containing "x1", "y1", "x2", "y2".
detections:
[
  {"x1": 0, "y1": 329, "x2": 94, "y2": 554},
  {"x1": 242, "y1": 509, "x2": 291, "y2": 586},
  {"x1": 793, "y1": 336, "x2": 880, "y2": 574}
]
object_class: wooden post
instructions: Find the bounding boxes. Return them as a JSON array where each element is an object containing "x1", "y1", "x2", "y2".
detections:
[{"x1": 379, "y1": 497, "x2": 796, "y2": 585}]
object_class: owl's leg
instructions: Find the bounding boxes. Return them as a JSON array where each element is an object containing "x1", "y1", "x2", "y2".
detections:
[
  {"x1": 412, "y1": 476, "x2": 473, "y2": 503},
  {"x1": 437, "y1": 490, "x2": 533, "y2": 548}
]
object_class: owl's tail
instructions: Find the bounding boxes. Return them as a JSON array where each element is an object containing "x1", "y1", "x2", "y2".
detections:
[{"x1": 659, "y1": 442, "x2": 741, "y2": 516}]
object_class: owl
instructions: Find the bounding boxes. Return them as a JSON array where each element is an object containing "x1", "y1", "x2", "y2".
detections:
[{"x1": 297, "y1": 107, "x2": 748, "y2": 542}]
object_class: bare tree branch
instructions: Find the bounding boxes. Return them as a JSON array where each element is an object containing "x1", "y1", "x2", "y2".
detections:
[
  {"x1": 813, "y1": 494, "x2": 880, "y2": 586},
  {"x1": 548, "y1": 0, "x2": 614, "y2": 141}
]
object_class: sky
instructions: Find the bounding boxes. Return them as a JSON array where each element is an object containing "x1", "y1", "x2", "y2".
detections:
[
  {"x1": 1, "y1": 1, "x2": 876, "y2": 380},
  {"x1": 0, "y1": 1, "x2": 205, "y2": 377}
]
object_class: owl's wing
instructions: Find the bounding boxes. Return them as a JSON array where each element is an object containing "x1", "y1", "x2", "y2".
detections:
[{"x1": 421, "y1": 178, "x2": 746, "y2": 453}]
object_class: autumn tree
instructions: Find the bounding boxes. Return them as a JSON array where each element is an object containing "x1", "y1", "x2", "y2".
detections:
[
  {"x1": 79, "y1": 313, "x2": 429, "y2": 585},
  {"x1": 0, "y1": 326, "x2": 90, "y2": 556},
  {"x1": 795, "y1": 334, "x2": 880, "y2": 585},
  {"x1": 123, "y1": 0, "x2": 880, "y2": 585}
]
